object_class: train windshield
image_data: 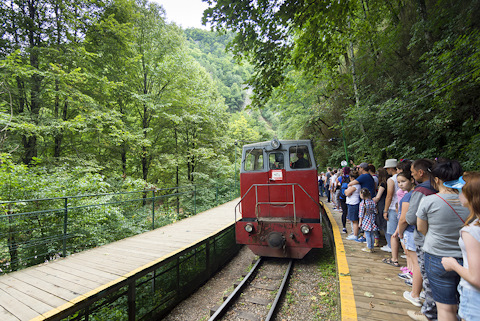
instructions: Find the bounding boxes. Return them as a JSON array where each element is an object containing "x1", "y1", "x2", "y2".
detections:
[
  {"x1": 269, "y1": 152, "x2": 285, "y2": 169},
  {"x1": 244, "y1": 148, "x2": 264, "y2": 171},
  {"x1": 289, "y1": 145, "x2": 311, "y2": 169}
]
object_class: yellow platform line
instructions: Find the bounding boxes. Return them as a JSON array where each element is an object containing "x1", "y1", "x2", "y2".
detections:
[{"x1": 324, "y1": 203, "x2": 357, "y2": 321}]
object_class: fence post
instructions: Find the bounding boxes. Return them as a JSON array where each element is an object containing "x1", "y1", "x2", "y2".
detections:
[
  {"x1": 152, "y1": 190, "x2": 155, "y2": 230},
  {"x1": 63, "y1": 198, "x2": 68, "y2": 257},
  {"x1": 128, "y1": 281, "x2": 136, "y2": 321},
  {"x1": 194, "y1": 185, "x2": 197, "y2": 215}
]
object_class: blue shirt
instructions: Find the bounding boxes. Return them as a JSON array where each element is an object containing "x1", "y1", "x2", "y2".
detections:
[{"x1": 356, "y1": 173, "x2": 376, "y2": 197}]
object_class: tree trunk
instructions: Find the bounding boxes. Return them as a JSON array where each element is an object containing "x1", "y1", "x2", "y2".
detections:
[
  {"x1": 416, "y1": 0, "x2": 431, "y2": 44},
  {"x1": 22, "y1": 0, "x2": 42, "y2": 164},
  {"x1": 349, "y1": 40, "x2": 365, "y2": 134},
  {"x1": 119, "y1": 101, "x2": 127, "y2": 175}
]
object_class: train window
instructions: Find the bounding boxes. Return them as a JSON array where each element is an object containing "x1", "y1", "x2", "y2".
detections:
[
  {"x1": 289, "y1": 146, "x2": 311, "y2": 169},
  {"x1": 244, "y1": 148, "x2": 264, "y2": 171},
  {"x1": 269, "y1": 152, "x2": 284, "y2": 169}
]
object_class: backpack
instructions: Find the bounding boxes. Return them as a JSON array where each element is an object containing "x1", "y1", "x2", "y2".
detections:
[{"x1": 338, "y1": 175, "x2": 350, "y2": 200}]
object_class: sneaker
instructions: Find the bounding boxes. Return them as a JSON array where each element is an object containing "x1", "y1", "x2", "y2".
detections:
[
  {"x1": 398, "y1": 272, "x2": 412, "y2": 280},
  {"x1": 407, "y1": 310, "x2": 428, "y2": 321},
  {"x1": 380, "y1": 245, "x2": 392, "y2": 252},
  {"x1": 405, "y1": 279, "x2": 413, "y2": 286},
  {"x1": 355, "y1": 236, "x2": 366, "y2": 242},
  {"x1": 419, "y1": 291, "x2": 425, "y2": 300},
  {"x1": 342, "y1": 228, "x2": 347, "y2": 234},
  {"x1": 403, "y1": 291, "x2": 422, "y2": 307},
  {"x1": 361, "y1": 247, "x2": 373, "y2": 253},
  {"x1": 346, "y1": 235, "x2": 357, "y2": 241}
]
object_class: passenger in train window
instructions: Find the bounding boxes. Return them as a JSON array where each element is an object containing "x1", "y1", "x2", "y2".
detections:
[{"x1": 441, "y1": 172, "x2": 480, "y2": 321}]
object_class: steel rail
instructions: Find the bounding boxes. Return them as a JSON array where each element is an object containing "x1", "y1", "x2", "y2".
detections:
[
  {"x1": 208, "y1": 257, "x2": 263, "y2": 321},
  {"x1": 266, "y1": 259, "x2": 294, "y2": 321}
]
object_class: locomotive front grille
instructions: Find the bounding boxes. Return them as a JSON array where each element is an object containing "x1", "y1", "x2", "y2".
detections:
[{"x1": 257, "y1": 217, "x2": 300, "y2": 223}]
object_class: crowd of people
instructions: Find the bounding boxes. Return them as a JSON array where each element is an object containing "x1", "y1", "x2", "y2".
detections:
[{"x1": 318, "y1": 159, "x2": 480, "y2": 321}]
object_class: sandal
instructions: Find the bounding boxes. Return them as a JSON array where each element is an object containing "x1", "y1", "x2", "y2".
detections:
[{"x1": 382, "y1": 258, "x2": 399, "y2": 267}]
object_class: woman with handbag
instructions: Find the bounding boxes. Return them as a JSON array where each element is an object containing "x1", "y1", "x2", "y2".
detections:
[{"x1": 417, "y1": 159, "x2": 469, "y2": 321}]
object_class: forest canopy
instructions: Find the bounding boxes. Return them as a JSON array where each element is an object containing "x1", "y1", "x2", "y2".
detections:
[
  {"x1": 1, "y1": 0, "x2": 480, "y2": 203},
  {"x1": 205, "y1": 0, "x2": 480, "y2": 170},
  {"x1": 0, "y1": 0, "x2": 271, "y2": 201}
]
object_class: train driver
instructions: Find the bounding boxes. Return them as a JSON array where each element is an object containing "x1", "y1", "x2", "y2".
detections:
[{"x1": 291, "y1": 151, "x2": 310, "y2": 169}]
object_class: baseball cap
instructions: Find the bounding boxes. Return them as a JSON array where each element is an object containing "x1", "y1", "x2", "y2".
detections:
[{"x1": 358, "y1": 162, "x2": 369, "y2": 169}]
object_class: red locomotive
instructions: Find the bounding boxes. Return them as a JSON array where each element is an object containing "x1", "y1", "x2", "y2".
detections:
[{"x1": 235, "y1": 139, "x2": 324, "y2": 259}]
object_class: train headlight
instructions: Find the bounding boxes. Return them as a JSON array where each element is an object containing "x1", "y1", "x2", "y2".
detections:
[
  {"x1": 270, "y1": 138, "x2": 280, "y2": 150},
  {"x1": 245, "y1": 223, "x2": 254, "y2": 233},
  {"x1": 301, "y1": 224, "x2": 310, "y2": 235}
]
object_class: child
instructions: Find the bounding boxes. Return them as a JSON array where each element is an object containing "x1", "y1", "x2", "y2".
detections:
[
  {"x1": 394, "y1": 171, "x2": 423, "y2": 307},
  {"x1": 359, "y1": 188, "x2": 378, "y2": 252}
]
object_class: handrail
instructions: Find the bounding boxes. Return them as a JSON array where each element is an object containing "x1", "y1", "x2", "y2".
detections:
[
  {"x1": 0, "y1": 183, "x2": 219, "y2": 205},
  {"x1": 234, "y1": 183, "x2": 322, "y2": 223},
  {"x1": 0, "y1": 181, "x2": 239, "y2": 274}
]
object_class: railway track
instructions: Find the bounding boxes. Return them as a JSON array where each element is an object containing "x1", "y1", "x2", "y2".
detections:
[{"x1": 209, "y1": 257, "x2": 294, "y2": 321}]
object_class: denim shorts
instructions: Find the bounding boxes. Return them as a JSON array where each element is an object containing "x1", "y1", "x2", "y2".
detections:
[
  {"x1": 425, "y1": 252, "x2": 462, "y2": 304},
  {"x1": 458, "y1": 283, "x2": 480, "y2": 321},
  {"x1": 403, "y1": 230, "x2": 416, "y2": 251},
  {"x1": 386, "y1": 209, "x2": 398, "y2": 235},
  {"x1": 347, "y1": 203, "x2": 359, "y2": 221}
]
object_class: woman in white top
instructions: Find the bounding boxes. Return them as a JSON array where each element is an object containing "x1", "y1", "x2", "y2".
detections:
[{"x1": 345, "y1": 171, "x2": 362, "y2": 241}]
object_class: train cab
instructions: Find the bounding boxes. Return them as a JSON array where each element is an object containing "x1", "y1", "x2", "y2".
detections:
[{"x1": 235, "y1": 139, "x2": 323, "y2": 259}]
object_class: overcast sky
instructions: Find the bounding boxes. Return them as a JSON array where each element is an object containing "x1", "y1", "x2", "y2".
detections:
[{"x1": 150, "y1": 0, "x2": 211, "y2": 30}]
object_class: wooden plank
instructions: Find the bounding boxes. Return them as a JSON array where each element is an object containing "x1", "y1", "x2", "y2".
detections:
[
  {"x1": 102, "y1": 241, "x2": 179, "y2": 254},
  {"x1": 35, "y1": 265, "x2": 102, "y2": 289},
  {"x1": 64, "y1": 256, "x2": 137, "y2": 275},
  {"x1": 0, "y1": 306, "x2": 20, "y2": 321},
  {"x1": 83, "y1": 250, "x2": 153, "y2": 266},
  {"x1": 10, "y1": 272, "x2": 83, "y2": 300},
  {"x1": 0, "y1": 281, "x2": 54, "y2": 314},
  {"x1": 20, "y1": 269, "x2": 91, "y2": 294},
  {"x1": 50, "y1": 259, "x2": 120, "y2": 282},
  {"x1": 0, "y1": 276, "x2": 67, "y2": 308},
  {"x1": 93, "y1": 246, "x2": 162, "y2": 261},
  {"x1": 0, "y1": 288, "x2": 41, "y2": 320}
]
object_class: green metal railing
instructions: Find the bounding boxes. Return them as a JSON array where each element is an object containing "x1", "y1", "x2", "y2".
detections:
[
  {"x1": 0, "y1": 182, "x2": 239, "y2": 274},
  {"x1": 51, "y1": 225, "x2": 240, "y2": 321}
]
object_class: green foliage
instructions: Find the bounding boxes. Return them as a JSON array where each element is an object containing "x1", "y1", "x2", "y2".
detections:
[
  {"x1": 185, "y1": 29, "x2": 253, "y2": 112},
  {"x1": 0, "y1": 155, "x2": 237, "y2": 273},
  {"x1": 206, "y1": 0, "x2": 480, "y2": 169}
]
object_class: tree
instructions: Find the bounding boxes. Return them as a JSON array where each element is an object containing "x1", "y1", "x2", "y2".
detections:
[{"x1": 0, "y1": 0, "x2": 107, "y2": 164}]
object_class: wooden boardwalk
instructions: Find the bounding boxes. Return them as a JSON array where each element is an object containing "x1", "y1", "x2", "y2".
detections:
[
  {"x1": 323, "y1": 198, "x2": 414, "y2": 321},
  {"x1": 0, "y1": 198, "x2": 240, "y2": 321}
]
